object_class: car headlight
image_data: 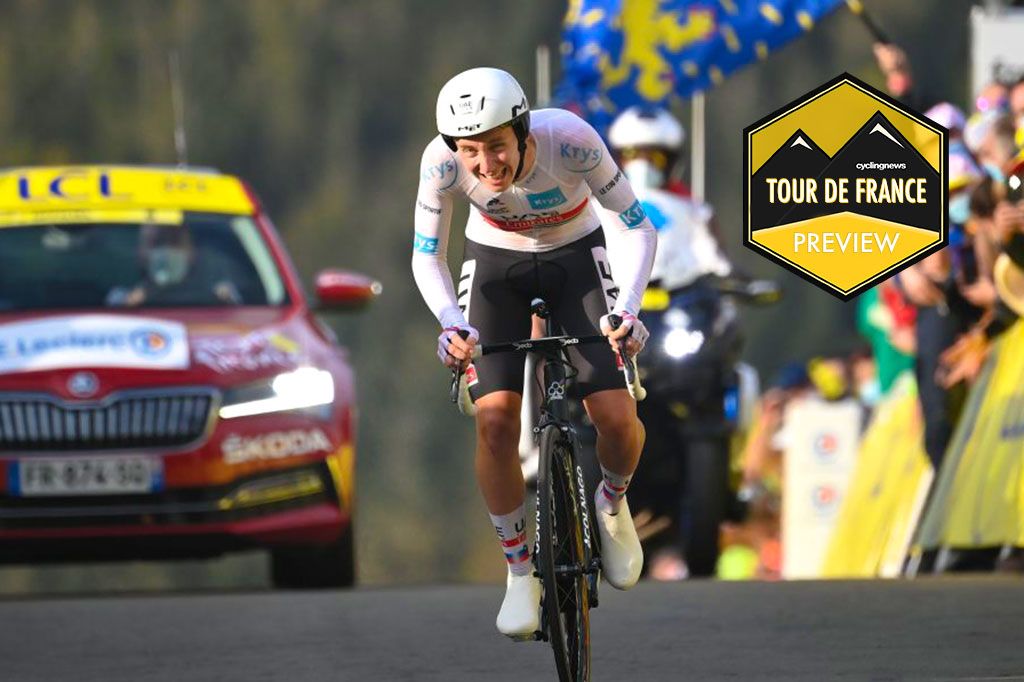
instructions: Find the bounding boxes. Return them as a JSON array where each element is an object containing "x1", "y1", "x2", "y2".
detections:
[
  {"x1": 663, "y1": 328, "x2": 705, "y2": 359},
  {"x1": 219, "y1": 367, "x2": 335, "y2": 419}
]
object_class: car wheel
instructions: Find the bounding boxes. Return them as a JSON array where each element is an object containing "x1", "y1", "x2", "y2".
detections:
[{"x1": 270, "y1": 530, "x2": 356, "y2": 589}]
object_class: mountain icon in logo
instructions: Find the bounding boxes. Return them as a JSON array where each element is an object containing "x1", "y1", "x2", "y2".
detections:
[
  {"x1": 750, "y1": 111, "x2": 941, "y2": 232},
  {"x1": 750, "y1": 129, "x2": 830, "y2": 229},
  {"x1": 826, "y1": 111, "x2": 939, "y2": 228}
]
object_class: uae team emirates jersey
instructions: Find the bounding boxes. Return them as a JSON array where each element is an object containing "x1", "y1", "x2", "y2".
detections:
[{"x1": 411, "y1": 108, "x2": 657, "y2": 329}]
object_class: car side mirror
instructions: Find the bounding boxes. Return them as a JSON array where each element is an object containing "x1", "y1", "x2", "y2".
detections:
[{"x1": 314, "y1": 269, "x2": 382, "y2": 311}]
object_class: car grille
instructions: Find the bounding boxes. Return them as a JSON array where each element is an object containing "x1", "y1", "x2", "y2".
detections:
[{"x1": 0, "y1": 390, "x2": 216, "y2": 452}]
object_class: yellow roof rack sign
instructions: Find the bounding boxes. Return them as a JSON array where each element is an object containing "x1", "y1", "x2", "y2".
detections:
[{"x1": 0, "y1": 166, "x2": 256, "y2": 219}]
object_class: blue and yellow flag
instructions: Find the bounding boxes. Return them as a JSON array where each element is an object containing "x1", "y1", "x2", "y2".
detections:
[{"x1": 557, "y1": 0, "x2": 845, "y2": 126}]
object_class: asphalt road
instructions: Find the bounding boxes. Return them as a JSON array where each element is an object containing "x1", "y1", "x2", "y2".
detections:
[{"x1": 1, "y1": 577, "x2": 1023, "y2": 682}]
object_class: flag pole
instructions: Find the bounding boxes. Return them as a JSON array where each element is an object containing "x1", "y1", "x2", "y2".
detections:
[
  {"x1": 536, "y1": 44, "x2": 551, "y2": 108},
  {"x1": 845, "y1": 0, "x2": 889, "y2": 44},
  {"x1": 691, "y1": 91, "x2": 706, "y2": 203}
]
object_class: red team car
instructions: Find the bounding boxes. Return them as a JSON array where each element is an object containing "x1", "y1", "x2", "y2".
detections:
[{"x1": 0, "y1": 166, "x2": 376, "y2": 588}]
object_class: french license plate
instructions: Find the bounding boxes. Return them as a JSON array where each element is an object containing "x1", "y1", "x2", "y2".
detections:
[{"x1": 13, "y1": 456, "x2": 163, "y2": 496}]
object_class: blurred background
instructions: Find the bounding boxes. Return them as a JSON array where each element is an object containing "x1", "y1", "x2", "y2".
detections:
[{"x1": 0, "y1": 0, "x2": 988, "y2": 591}]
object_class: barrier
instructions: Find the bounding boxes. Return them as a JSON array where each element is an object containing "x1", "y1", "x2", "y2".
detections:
[
  {"x1": 822, "y1": 374, "x2": 933, "y2": 578},
  {"x1": 913, "y1": 319, "x2": 1024, "y2": 552},
  {"x1": 781, "y1": 397, "x2": 863, "y2": 579}
]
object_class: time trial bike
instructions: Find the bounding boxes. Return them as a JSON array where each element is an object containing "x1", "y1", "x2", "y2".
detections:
[{"x1": 451, "y1": 297, "x2": 643, "y2": 682}]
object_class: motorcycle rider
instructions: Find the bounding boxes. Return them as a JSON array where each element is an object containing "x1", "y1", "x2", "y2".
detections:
[
  {"x1": 607, "y1": 107, "x2": 732, "y2": 290},
  {"x1": 606, "y1": 106, "x2": 740, "y2": 579}
]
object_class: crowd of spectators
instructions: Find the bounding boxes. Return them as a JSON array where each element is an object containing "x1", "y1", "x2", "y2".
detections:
[{"x1": 720, "y1": 42, "x2": 1024, "y2": 578}]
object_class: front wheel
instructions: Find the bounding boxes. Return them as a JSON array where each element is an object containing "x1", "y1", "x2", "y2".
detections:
[
  {"x1": 536, "y1": 425, "x2": 591, "y2": 682},
  {"x1": 269, "y1": 529, "x2": 356, "y2": 589},
  {"x1": 682, "y1": 436, "x2": 730, "y2": 577}
]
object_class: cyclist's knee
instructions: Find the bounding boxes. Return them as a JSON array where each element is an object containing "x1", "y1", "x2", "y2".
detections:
[
  {"x1": 591, "y1": 410, "x2": 639, "y2": 448},
  {"x1": 584, "y1": 390, "x2": 638, "y2": 443},
  {"x1": 474, "y1": 392, "x2": 521, "y2": 456}
]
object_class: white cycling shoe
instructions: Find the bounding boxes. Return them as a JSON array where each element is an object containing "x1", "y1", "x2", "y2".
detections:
[
  {"x1": 595, "y1": 492, "x2": 644, "y2": 590},
  {"x1": 496, "y1": 571, "x2": 541, "y2": 639}
]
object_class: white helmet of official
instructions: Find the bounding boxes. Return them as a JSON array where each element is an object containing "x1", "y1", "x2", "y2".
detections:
[
  {"x1": 608, "y1": 106, "x2": 685, "y2": 151},
  {"x1": 436, "y1": 67, "x2": 530, "y2": 149}
]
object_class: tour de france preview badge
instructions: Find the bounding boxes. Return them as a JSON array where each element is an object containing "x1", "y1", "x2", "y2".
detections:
[{"x1": 743, "y1": 73, "x2": 948, "y2": 300}]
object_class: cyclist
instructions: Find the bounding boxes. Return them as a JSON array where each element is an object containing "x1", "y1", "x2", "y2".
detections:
[{"x1": 412, "y1": 68, "x2": 656, "y2": 638}]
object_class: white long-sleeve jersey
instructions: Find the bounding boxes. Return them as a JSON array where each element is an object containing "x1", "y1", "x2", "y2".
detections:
[{"x1": 411, "y1": 108, "x2": 657, "y2": 330}]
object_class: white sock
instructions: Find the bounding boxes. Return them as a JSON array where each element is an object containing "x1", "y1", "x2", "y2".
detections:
[
  {"x1": 596, "y1": 465, "x2": 632, "y2": 515},
  {"x1": 489, "y1": 504, "x2": 531, "y2": 576}
]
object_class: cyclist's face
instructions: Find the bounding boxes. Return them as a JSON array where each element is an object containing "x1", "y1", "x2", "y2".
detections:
[{"x1": 455, "y1": 125, "x2": 518, "y2": 192}]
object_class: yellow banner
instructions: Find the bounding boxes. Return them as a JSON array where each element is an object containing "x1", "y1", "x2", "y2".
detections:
[
  {"x1": 822, "y1": 374, "x2": 933, "y2": 578},
  {"x1": 927, "y1": 320, "x2": 1024, "y2": 548},
  {"x1": 0, "y1": 167, "x2": 254, "y2": 217}
]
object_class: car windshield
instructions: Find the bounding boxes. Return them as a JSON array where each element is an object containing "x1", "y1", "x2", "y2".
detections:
[{"x1": 0, "y1": 213, "x2": 289, "y2": 311}]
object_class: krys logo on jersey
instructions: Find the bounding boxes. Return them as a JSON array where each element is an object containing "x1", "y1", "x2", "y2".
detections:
[{"x1": 743, "y1": 73, "x2": 947, "y2": 300}]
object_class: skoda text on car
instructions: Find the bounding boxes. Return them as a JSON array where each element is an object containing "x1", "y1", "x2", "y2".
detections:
[{"x1": 0, "y1": 166, "x2": 377, "y2": 588}]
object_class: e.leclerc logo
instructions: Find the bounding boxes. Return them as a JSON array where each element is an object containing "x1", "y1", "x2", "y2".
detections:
[
  {"x1": 743, "y1": 73, "x2": 947, "y2": 300},
  {"x1": 130, "y1": 329, "x2": 172, "y2": 357}
]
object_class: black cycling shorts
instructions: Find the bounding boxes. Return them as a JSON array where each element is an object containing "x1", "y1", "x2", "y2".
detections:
[{"x1": 457, "y1": 228, "x2": 622, "y2": 400}]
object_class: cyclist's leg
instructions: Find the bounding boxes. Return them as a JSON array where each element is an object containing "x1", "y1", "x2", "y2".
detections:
[
  {"x1": 474, "y1": 390, "x2": 526, "y2": 516},
  {"x1": 461, "y1": 240, "x2": 541, "y2": 635},
  {"x1": 461, "y1": 239, "x2": 533, "y2": 517},
  {"x1": 542, "y1": 228, "x2": 646, "y2": 482},
  {"x1": 583, "y1": 388, "x2": 645, "y2": 481}
]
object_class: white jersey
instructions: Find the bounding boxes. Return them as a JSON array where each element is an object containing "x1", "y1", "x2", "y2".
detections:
[
  {"x1": 412, "y1": 108, "x2": 657, "y2": 329},
  {"x1": 630, "y1": 187, "x2": 732, "y2": 290}
]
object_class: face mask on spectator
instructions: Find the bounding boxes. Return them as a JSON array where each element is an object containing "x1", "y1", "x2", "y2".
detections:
[
  {"x1": 949, "y1": 194, "x2": 971, "y2": 224},
  {"x1": 147, "y1": 247, "x2": 190, "y2": 286},
  {"x1": 983, "y1": 162, "x2": 1005, "y2": 184},
  {"x1": 622, "y1": 159, "x2": 665, "y2": 190},
  {"x1": 857, "y1": 378, "x2": 882, "y2": 408}
]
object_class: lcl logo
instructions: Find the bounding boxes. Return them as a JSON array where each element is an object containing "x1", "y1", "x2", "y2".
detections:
[{"x1": 17, "y1": 170, "x2": 129, "y2": 201}]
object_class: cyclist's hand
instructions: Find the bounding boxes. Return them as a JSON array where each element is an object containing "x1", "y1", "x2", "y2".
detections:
[
  {"x1": 438, "y1": 324, "x2": 479, "y2": 369},
  {"x1": 599, "y1": 312, "x2": 649, "y2": 357}
]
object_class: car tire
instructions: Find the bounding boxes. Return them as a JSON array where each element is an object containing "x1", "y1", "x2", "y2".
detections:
[{"x1": 270, "y1": 529, "x2": 356, "y2": 589}]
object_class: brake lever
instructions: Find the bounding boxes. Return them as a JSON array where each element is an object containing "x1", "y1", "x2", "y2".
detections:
[{"x1": 448, "y1": 329, "x2": 471, "y2": 405}]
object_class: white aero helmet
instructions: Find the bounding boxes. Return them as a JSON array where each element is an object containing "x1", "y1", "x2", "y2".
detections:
[
  {"x1": 436, "y1": 67, "x2": 531, "y2": 179},
  {"x1": 608, "y1": 106, "x2": 685, "y2": 150}
]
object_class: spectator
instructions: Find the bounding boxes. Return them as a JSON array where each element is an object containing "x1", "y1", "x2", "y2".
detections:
[
  {"x1": 107, "y1": 224, "x2": 241, "y2": 307},
  {"x1": 1008, "y1": 77, "x2": 1024, "y2": 144},
  {"x1": 895, "y1": 150, "x2": 986, "y2": 470},
  {"x1": 975, "y1": 114, "x2": 1018, "y2": 182},
  {"x1": 990, "y1": 152, "x2": 1024, "y2": 319},
  {"x1": 857, "y1": 279, "x2": 916, "y2": 397},
  {"x1": 872, "y1": 42, "x2": 935, "y2": 111},
  {"x1": 975, "y1": 80, "x2": 1009, "y2": 115},
  {"x1": 739, "y1": 363, "x2": 813, "y2": 494}
]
